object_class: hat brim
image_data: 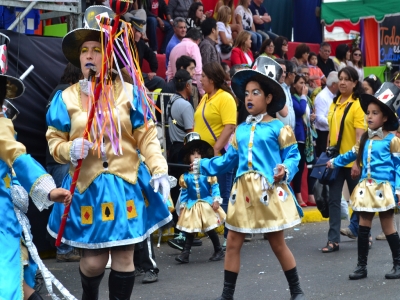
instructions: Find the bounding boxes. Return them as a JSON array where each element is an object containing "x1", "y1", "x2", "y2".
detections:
[
  {"x1": 181, "y1": 140, "x2": 214, "y2": 159},
  {"x1": 360, "y1": 93, "x2": 399, "y2": 131},
  {"x1": 62, "y1": 28, "x2": 101, "y2": 68},
  {"x1": 231, "y1": 69, "x2": 286, "y2": 115},
  {"x1": 0, "y1": 74, "x2": 25, "y2": 99}
]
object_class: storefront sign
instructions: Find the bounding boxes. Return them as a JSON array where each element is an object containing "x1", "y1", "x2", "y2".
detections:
[{"x1": 380, "y1": 16, "x2": 400, "y2": 65}]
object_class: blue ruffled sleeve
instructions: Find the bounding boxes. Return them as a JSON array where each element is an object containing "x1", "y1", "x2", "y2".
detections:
[
  {"x1": 390, "y1": 137, "x2": 400, "y2": 194},
  {"x1": 333, "y1": 143, "x2": 358, "y2": 168},
  {"x1": 46, "y1": 90, "x2": 71, "y2": 132},
  {"x1": 199, "y1": 144, "x2": 239, "y2": 177}
]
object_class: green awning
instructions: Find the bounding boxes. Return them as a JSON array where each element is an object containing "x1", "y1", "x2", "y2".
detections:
[{"x1": 321, "y1": 0, "x2": 400, "y2": 25}]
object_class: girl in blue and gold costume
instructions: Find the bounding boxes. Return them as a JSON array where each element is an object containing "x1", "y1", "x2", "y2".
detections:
[
  {"x1": 0, "y1": 33, "x2": 72, "y2": 300},
  {"x1": 46, "y1": 6, "x2": 172, "y2": 300},
  {"x1": 175, "y1": 132, "x2": 226, "y2": 264},
  {"x1": 193, "y1": 56, "x2": 306, "y2": 300},
  {"x1": 328, "y1": 82, "x2": 400, "y2": 281}
]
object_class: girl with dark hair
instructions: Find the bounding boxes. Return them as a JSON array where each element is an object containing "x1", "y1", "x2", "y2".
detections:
[
  {"x1": 362, "y1": 75, "x2": 382, "y2": 96},
  {"x1": 308, "y1": 52, "x2": 326, "y2": 87},
  {"x1": 290, "y1": 74, "x2": 317, "y2": 207},
  {"x1": 273, "y1": 36, "x2": 289, "y2": 59},
  {"x1": 193, "y1": 56, "x2": 305, "y2": 300},
  {"x1": 194, "y1": 62, "x2": 237, "y2": 250},
  {"x1": 333, "y1": 43, "x2": 350, "y2": 71},
  {"x1": 175, "y1": 133, "x2": 226, "y2": 264},
  {"x1": 186, "y1": 2, "x2": 204, "y2": 32},
  {"x1": 321, "y1": 66, "x2": 366, "y2": 253},
  {"x1": 327, "y1": 82, "x2": 400, "y2": 280},
  {"x1": 347, "y1": 48, "x2": 364, "y2": 80}
]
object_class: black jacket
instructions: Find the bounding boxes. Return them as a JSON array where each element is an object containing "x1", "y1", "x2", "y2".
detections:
[
  {"x1": 136, "y1": 39, "x2": 158, "y2": 73},
  {"x1": 142, "y1": 0, "x2": 170, "y2": 20}
]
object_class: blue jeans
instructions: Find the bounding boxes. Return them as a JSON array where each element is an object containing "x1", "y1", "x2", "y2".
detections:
[
  {"x1": 247, "y1": 30, "x2": 262, "y2": 53},
  {"x1": 217, "y1": 170, "x2": 234, "y2": 239},
  {"x1": 147, "y1": 17, "x2": 174, "y2": 54},
  {"x1": 348, "y1": 212, "x2": 360, "y2": 237},
  {"x1": 46, "y1": 163, "x2": 73, "y2": 254}
]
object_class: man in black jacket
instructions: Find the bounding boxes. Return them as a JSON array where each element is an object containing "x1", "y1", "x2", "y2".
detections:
[
  {"x1": 123, "y1": 13, "x2": 167, "y2": 91},
  {"x1": 141, "y1": 0, "x2": 174, "y2": 54}
]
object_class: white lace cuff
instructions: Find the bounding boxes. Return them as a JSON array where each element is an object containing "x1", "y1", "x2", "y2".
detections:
[
  {"x1": 213, "y1": 196, "x2": 223, "y2": 204},
  {"x1": 192, "y1": 158, "x2": 200, "y2": 175},
  {"x1": 278, "y1": 164, "x2": 289, "y2": 184},
  {"x1": 149, "y1": 173, "x2": 176, "y2": 189},
  {"x1": 30, "y1": 175, "x2": 56, "y2": 211},
  {"x1": 329, "y1": 159, "x2": 335, "y2": 169}
]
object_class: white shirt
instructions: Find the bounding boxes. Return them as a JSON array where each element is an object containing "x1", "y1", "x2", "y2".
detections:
[
  {"x1": 347, "y1": 61, "x2": 364, "y2": 81},
  {"x1": 277, "y1": 82, "x2": 295, "y2": 130},
  {"x1": 216, "y1": 22, "x2": 232, "y2": 60},
  {"x1": 314, "y1": 86, "x2": 335, "y2": 131},
  {"x1": 234, "y1": 5, "x2": 253, "y2": 30}
]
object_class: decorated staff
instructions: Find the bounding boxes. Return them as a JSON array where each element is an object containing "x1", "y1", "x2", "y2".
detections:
[{"x1": 46, "y1": 4, "x2": 172, "y2": 299}]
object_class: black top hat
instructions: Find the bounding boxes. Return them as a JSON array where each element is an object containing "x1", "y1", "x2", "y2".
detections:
[
  {"x1": 181, "y1": 132, "x2": 214, "y2": 159},
  {"x1": 0, "y1": 32, "x2": 25, "y2": 99},
  {"x1": 360, "y1": 82, "x2": 400, "y2": 131},
  {"x1": 62, "y1": 6, "x2": 116, "y2": 68},
  {"x1": 231, "y1": 56, "x2": 286, "y2": 114},
  {"x1": 122, "y1": 12, "x2": 146, "y2": 33}
]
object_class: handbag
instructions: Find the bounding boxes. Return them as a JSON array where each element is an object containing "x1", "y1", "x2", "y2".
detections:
[
  {"x1": 220, "y1": 44, "x2": 232, "y2": 54},
  {"x1": 312, "y1": 181, "x2": 330, "y2": 218},
  {"x1": 310, "y1": 102, "x2": 353, "y2": 185}
]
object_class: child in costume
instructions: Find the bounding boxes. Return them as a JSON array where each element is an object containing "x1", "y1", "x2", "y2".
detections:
[
  {"x1": 193, "y1": 56, "x2": 305, "y2": 300},
  {"x1": 175, "y1": 132, "x2": 226, "y2": 264},
  {"x1": 0, "y1": 33, "x2": 72, "y2": 300},
  {"x1": 327, "y1": 82, "x2": 400, "y2": 280}
]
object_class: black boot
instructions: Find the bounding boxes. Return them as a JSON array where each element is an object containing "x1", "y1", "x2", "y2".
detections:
[
  {"x1": 385, "y1": 232, "x2": 400, "y2": 279},
  {"x1": 349, "y1": 225, "x2": 370, "y2": 280},
  {"x1": 215, "y1": 270, "x2": 238, "y2": 300},
  {"x1": 80, "y1": 268, "x2": 104, "y2": 300},
  {"x1": 27, "y1": 291, "x2": 44, "y2": 300},
  {"x1": 108, "y1": 269, "x2": 135, "y2": 300},
  {"x1": 207, "y1": 229, "x2": 225, "y2": 261},
  {"x1": 175, "y1": 233, "x2": 193, "y2": 263},
  {"x1": 284, "y1": 267, "x2": 306, "y2": 300}
]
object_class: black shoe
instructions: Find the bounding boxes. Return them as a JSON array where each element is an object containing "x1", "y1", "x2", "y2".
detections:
[
  {"x1": 56, "y1": 249, "x2": 81, "y2": 262},
  {"x1": 385, "y1": 264, "x2": 400, "y2": 279},
  {"x1": 216, "y1": 281, "x2": 236, "y2": 300},
  {"x1": 349, "y1": 265, "x2": 367, "y2": 280},
  {"x1": 167, "y1": 233, "x2": 186, "y2": 251},
  {"x1": 209, "y1": 249, "x2": 225, "y2": 261},
  {"x1": 133, "y1": 268, "x2": 145, "y2": 277},
  {"x1": 192, "y1": 237, "x2": 203, "y2": 247},
  {"x1": 290, "y1": 294, "x2": 306, "y2": 300},
  {"x1": 142, "y1": 270, "x2": 158, "y2": 284},
  {"x1": 175, "y1": 251, "x2": 190, "y2": 263}
]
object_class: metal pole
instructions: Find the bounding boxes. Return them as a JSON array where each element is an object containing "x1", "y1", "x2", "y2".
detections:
[
  {"x1": 7, "y1": 1, "x2": 37, "y2": 31},
  {"x1": 160, "y1": 93, "x2": 167, "y2": 159}
]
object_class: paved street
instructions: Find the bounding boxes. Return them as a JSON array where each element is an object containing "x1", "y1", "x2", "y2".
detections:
[{"x1": 41, "y1": 219, "x2": 400, "y2": 300}]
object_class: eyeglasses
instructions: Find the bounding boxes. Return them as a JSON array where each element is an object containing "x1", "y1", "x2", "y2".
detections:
[{"x1": 353, "y1": 53, "x2": 362, "y2": 56}]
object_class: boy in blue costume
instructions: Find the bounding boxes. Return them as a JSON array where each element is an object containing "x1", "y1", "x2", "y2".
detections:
[
  {"x1": 193, "y1": 56, "x2": 306, "y2": 300},
  {"x1": 328, "y1": 82, "x2": 400, "y2": 280}
]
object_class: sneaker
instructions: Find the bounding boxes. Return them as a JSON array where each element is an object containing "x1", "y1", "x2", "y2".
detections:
[
  {"x1": 134, "y1": 268, "x2": 145, "y2": 277},
  {"x1": 376, "y1": 232, "x2": 387, "y2": 240},
  {"x1": 222, "y1": 238, "x2": 227, "y2": 251},
  {"x1": 105, "y1": 254, "x2": 111, "y2": 269},
  {"x1": 142, "y1": 270, "x2": 158, "y2": 284},
  {"x1": 244, "y1": 233, "x2": 253, "y2": 242},
  {"x1": 209, "y1": 249, "x2": 225, "y2": 261},
  {"x1": 56, "y1": 249, "x2": 81, "y2": 262},
  {"x1": 340, "y1": 228, "x2": 356, "y2": 239},
  {"x1": 167, "y1": 233, "x2": 186, "y2": 251}
]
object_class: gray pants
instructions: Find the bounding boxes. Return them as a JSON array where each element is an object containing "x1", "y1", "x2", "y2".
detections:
[{"x1": 328, "y1": 167, "x2": 358, "y2": 243}]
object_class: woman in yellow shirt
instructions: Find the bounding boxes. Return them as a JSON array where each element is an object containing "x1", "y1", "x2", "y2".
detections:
[
  {"x1": 322, "y1": 66, "x2": 366, "y2": 253},
  {"x1": 194, "y1": 62, "x2": 237, "y2": 248}
]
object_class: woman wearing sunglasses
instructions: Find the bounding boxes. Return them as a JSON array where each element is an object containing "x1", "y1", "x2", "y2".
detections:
[{"x1": 347, "y1": 48, "x2": 364, "y2": 81}]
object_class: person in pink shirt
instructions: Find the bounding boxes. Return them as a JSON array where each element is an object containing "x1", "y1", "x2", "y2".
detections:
[{"x1": 166, "y1": 28, "x2": 204, "y2": 95}]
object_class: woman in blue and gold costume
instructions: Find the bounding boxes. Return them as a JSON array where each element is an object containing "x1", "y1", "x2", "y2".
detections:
[
  {"x1": 46, "y1": 6, "x2": 172, "y2": 300},
  {"x1": 0, "y1": 33, "x2": 72, "y2": 300},
  {"x1": 193, "y1": 56, "x2": 306, "y2": 300},
  {"x1": 328, "y1": 82, "x2": 400, "y2": 281},
  {"x1": 175, "y1": 132, "x2": 226, "y2": 264}
]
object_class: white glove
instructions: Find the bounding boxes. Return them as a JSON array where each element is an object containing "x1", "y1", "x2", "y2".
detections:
[
  {"x1": 153, "y1": 175, "x2": 170, "y2": 203},
  {"x1": 70, "y1": 138, "x2": 92, "y2": 167}
]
